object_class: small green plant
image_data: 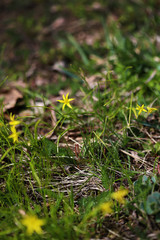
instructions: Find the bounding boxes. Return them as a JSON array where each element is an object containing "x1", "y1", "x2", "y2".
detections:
[
  {"x1": 134, "y1": 175, "x2": 160, "y2": 223},
  {"x1": 134, "y1": 175, "x2": 154, "y2": 198},
  {"x1": 145, "y1": 192, "x2": 160, "y2": 222}
]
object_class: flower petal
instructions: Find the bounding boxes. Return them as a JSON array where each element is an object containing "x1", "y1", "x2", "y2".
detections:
[
  {"x1": 57, "y1": 99, "x2": 65, "y2": 103},
  {"x1": 62, "y1": 103, "x2": 66, "y2": 110},
  {"x1": 66, "y1": 93, "x2": 69, "y2": 99},
  {"x1": 67, "y1": 103, "x2": 72, "y2": 109},
  {"x1": 68, "y1": 98, "x2": 75, "y2": 102}
]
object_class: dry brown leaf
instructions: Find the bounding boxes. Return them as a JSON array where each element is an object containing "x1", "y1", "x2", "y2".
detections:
[
  {"x1": 25, "y1": 63, "x2": 37, "y2": 78},
  {"x1": 85, "y1": 73, "x2": 105, "y2": 89},
  {"x1": 42, "y1": 17, "x2": 65, "y2": 34},
  {"x1": 59, "y1": 89, "x2": 72, "y2": 96},
  {"x1": 0, "y1": 88, "x2": 23, "y2": 112},
  {"x1": 34, "y1": 75, "x2": 48, "y2": 87},
  {"x1": 52, "y1": 61, "x2": 66, "y2": 73},
  {"x1": 9, "y1": 80, "x2": 27, "y2": 88},
  {"x1": 30, "y1": 99, "x2": 50, "y2": 115},
  {"x1": 50, "y1": 5, "x2": 59, "y2": 13},
  {"x1": 19, "y1": 109, "x2": 33, "y2": 117},
  {"x1": 91, "y1": 2, "x2": 103, "y2": 10},
  {"x1": 50, "y1": 109, "x2": 57, "y2": 128},
  {"x1": 51, "y1": 17, "x2": 65, "y2": 29}
]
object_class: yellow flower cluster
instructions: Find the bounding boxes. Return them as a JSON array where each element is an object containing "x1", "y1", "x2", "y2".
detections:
[
  {"x1": 100, "y1": 201, "x2": 114, "y2": 215},
  {"x1": 111, "y1": 188, "x2": 129, "y2": 204},
  {"x1": 133, "y1": 104, "x2": 157, "y2": 119},
  {"x1": 99, "y1": 188, "x2": 129, "y2": 216},
  {"x1": 8, "y1": 113, "x2": 21, "y2": 143},
  {"x1": 21, "y1": 214, "x2": 45, "y2": 235}
]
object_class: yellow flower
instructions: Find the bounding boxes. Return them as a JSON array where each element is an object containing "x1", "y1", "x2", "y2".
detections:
[
  {"x1": 8, "y1": 126, "x2": 21, "y2": 143},
  {"x1": 100, "y1": 201, "x2": 113, "y2": 215},
  {"x1": 147, "y1": 106, "x2": 158, "y2": 115},
  {"x1": 9, "y1": 113, "x2": 21, "y2": 126},
  {"x1": 111, "y1": 189, "x2": 129, "y2": 204},
  {"x1": 21, "y1": 214, "x2": 45, "y2": 235},
  {"x1": 136, "y1": 104, "x2": 147, "y2": 116},
  {"x1": 57, "y1": 93, "x2": 74, "y2": 110}
]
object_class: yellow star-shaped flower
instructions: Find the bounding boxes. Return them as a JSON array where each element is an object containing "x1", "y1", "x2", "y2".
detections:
[
  {"x1": 111, "y1": 188, "x2": 129, "y2": 204},
  {"x1": 8, "y1": 126, "x2": 21, "y2": 143},
  {"x1": 21, "y1": 214, "x2": 45, "y2": 235},
  {"x1": 100, "y1": 201, "x2": 113, "y2": 215},
  {"x1": 9, "y1": 113, "x2": 21, "y2": 126},
  {"x1": 147, "y1": 106, "x2": 157, "y2": 115},
  {"x1": 136, "y1": 104, "x2": 147, "y2": 116},
  {"x1": 57, "y1": 93, "x2": 74, "y2": 110}
]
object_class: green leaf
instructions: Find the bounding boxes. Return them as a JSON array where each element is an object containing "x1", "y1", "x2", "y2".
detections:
[
  {"x1": 146, "y1": 192, "x2": 160, "y2": 215},
  {"x1": 133, "y1": 175, "x2": 152, "y2": 197}
]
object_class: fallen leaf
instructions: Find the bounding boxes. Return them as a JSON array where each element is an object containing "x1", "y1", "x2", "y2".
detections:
[
  {"x1": 91, "y1": 2, "x2": 103, "y2": 10},
  {"x1": 30, "y1": 99, "x2": 50, "y2": 115},
  {"x1": 34, "y1": 75, "x2": 48, "y2": 87},
  {"x1": 0, "y1": 88, "x2": 23, "y2": 112},
  {"x1": 19, "y1": 109, "x2": 33, "y2": 117},
  {"x1": 51, "y1": 17, "x2": 65, "y2": 29},
  {"x1": 50, "y1": 109, "x2": 57, "y2": 128},
  {"x1": 52, "y1": 60, "x2": 66, "y2": 73},
  {"x1": 9, "y1": 80, "x2": 27, "y2": 89},
  {"x1": 25, "y1": 63, "x2": 37, "y2": 78},
  {"x1": 42, "y1": 17, "x2": 65, "y2": 34}
]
